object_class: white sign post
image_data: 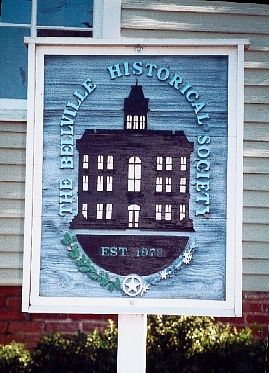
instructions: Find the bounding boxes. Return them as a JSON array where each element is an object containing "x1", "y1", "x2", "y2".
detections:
[{"x1": 117, "y1": 314, "x2": 147, "y2": 373}]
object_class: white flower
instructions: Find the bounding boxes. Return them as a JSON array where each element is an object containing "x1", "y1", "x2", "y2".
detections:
[{"x1": 183, "y1": 251, "x2": 193, "y2": 264}]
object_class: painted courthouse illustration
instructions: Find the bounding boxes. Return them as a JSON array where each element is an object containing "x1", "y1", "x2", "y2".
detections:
[{"x1": 70, "y1": 83, "x2": 194, "y2": 233}]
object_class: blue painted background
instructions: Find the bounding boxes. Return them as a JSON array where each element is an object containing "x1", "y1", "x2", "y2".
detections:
[{"x1": 40, "y1": 55, "x2": 228, "y2": 300}]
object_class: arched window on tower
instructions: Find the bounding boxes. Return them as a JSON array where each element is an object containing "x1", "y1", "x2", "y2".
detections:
[
  {"x1": 128, "y1": 156, "x2": 141, "y2": 192},
  {"x1": 133, "y1": 115, "x2": 139, "y2": 129},
  {"x1": 126, "y1": 115, "x2": 132, "y2": 129},
  {"x1": 140, "y1": 115, "x2": 146, "y2": 129}
]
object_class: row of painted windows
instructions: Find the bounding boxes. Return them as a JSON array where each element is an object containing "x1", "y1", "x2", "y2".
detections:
[
  {"x1": 83, "y1": 155, "x2": 114, "y2": 170},
  {"x1": 126, "y1": 115, "x2": 146, "y2": 130},
  {"x1": 81, "y1": 203, "x2": 186, "y2": 226},
  {"x1": 82, "y1": 174, "x2": 187, "y2": 193},
  {"x1": 82, "y1": 154, "x2": 187, "y2": 172}
]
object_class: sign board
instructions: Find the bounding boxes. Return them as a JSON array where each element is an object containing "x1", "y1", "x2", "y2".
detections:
[{"x1": 22, "y1": 40, "x2": 244, "y2": 316}]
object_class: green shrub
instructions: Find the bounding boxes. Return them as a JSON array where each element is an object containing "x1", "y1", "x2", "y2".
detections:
[
  {"x1": 0, "y1": 342, "x2": 31, "y2": 373},
  {"x1": 146, "y1": 315, "x2": 267, "y2": 373},
  {"x1": 0, "y1": 317, "x2": 267, "y2": 372},
  {"x1": 30, "y1": 332, "x2": 95, "y2": 373},
  {"x1": 30, "y1": 321, "x2": 117, "y2": 373}
]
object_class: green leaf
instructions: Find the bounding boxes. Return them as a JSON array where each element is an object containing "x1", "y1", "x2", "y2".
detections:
[
  {"x1": 98, "y1": 272, "x2": 109, "y2": 287},
  {"x1": 78, "y1": 265, "x2": 91, "y2": 273},
  {"x1": 107, "y1": 282, "x2": 115, "y2": 292},
  {"x1": 70, "y1": 235, "x2": 77, "y2": 243},
  {"x1": 88, "y1": 271, "x2": 98, "y2": 280},
  {"x1": 71, "y1": 243, "x2": 79, "y2": 251},
  {"x1": 76, "y1": 254, "x2": 87, "y2": 266},
  {"x1": 113, "y1": 278, "x2": 121, "y2": 290},
  {"x1": 68, "y1": 249, "x2": 80, "y2": 259},
  {"x1": 61, "y1": 232, "x2": 71, "y2": 245},
  {"x1": 86, "y1": 263, "x2": 97, "y2": 273}
]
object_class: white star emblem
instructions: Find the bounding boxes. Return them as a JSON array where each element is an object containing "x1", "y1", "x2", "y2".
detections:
[{"x1": 122, "y1": 275, "x2": 143, "y2": 297}]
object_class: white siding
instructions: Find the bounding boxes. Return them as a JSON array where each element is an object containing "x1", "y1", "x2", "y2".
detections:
[
  {"x1": 122, "y1": 0, "x2": 269, "y2": 292},
  {"x1": 0, "y1": 121, "x2": 26, "y2": 285}
]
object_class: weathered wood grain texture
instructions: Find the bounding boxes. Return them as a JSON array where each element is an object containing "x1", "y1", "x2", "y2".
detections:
[
  {"x1": 39, "y1": 54, "x2": 228, "y2": 300},
  {"x1": 121, "y1": 0, "x2": 269, "y2": 292}
]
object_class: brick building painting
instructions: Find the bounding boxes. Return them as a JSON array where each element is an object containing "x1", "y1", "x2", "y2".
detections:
[{"x1": 70, "y1": 83, "x2": 194, "y2": 276}]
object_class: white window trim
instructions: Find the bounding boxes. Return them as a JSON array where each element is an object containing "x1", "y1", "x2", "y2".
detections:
[
  {"x1": 156, "y1": 204, "x2": 162, "y2": 221},
  {"x1": 156, "y1": 156, "x2": 163, "y2": 171},
  {"x1": 180, "y1": 177, "x2": 187, "y2": 193},
  {"x1": 165, "y1": 177, "x2": 172, "y2": 193},
  {"x1": 82, "y1": 175, "x2": 89, "y2": 191},
  {"x1": 166, "y1": 156, "x2": 172, "y2": 171},
  {"x1": 0, "y1": 99, "x2": 27, "y2": 121},
  {"x1": 156, "y1": 177, "x2": 163, "y2": 192},
  {"x1": 106, "y1": 203, "x2": 112, "y2": 219},
  {"x1": 107, "y1": 176, "x2": 113, "y2": 191},
  {"x1": 96, "y1": 203, "x2": 104, "y2": 219},
  {"x1": 82, "y1": 203, "x2": 88, "y2": 219},
  {"x1": 180, "y1": 204, "x2": 186, "y2": 221},
  {"x1": 180, "y1": 156, "x2": 187, "y2": 171},
  {"x1": 107, "y1": 155, "x2": 114, "y2": 170},
  {"x1": 93, "y1": 0, "x2": 121, "y2": 38},
  {"x1": 97, "y1": 175, "x2": 104, "y2": 191}
]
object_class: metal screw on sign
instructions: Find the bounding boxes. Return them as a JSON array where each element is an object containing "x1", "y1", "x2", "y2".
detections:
[{"x1": 134, "y1": 45, "x2": 143, "y2": 53}]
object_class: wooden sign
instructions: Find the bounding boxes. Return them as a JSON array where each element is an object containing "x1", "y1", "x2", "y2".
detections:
[{"x1": 22, "y1": 40, "x2": 244, "y2": 315}]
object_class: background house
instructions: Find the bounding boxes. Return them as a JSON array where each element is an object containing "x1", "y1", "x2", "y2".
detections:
[{"x1": 0, "y1": 0, "x2": 268, "y2": 346}]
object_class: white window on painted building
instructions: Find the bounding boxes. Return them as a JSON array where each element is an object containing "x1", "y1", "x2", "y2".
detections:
[
  {"x1": 165, "y1": 177, "x2": 172, "y2": 193},
  {"x1": 82, "y1": 175, "x2": 88, "y2": 191},
  {"x1": 140, "y1": 115, "x2": 146, "y2": 129},
  {"x1": 106, "y1": 204, "x2": 112, "y2": 220},
  {"x1": 180, "y1": 156, "x2": 187, "y2": 171},
  {"x1": 156, "y1": 177, "x2": 163, "y2": 192},
  {"x1": 82, "y1": 203, "x2": 88, "y2": 219},
  {"x1": 96, "y1": 203, "x2": 103, "y2": 219},
  {"x1": 165, "y1": 205, "x2": 172, "y2": 221},
  {"x1": 107, "y1": 176, "x2": 113, "y2": 191},
  {"x1": 156, "y1": 156, "x2": 163, "y2": 170},
  {"x1": 166, "y1": 156, "x2": 172, "y2": 171},
  {"x1": 128, "y1": 156, "x2": 141, "y2": 192},
  {"x1": 97, "y1": 155, "x2": 104, "y2": 170},
  {"x1": 107, "y1": 155, "x2": 114, "y2": 170},
  {"x1": 97, "y1": 175, "x2": 103, "y2": 191},
  {"x1": 83, "y1": 154, "x2": 88, "y2": 169},
  {"x1": 133, "y1": 115, "x2": 139, "y2": 129},
  {"x1": 126, "y1": 115, "x2": 132, "y2": 129},
  {"x1": 180, "y1": 204, "x2": 186, "y2": 220},
  {"x1": 180, "y1": 177, "x2": 187, "y2": 193},
  {"x1": 156, "y1": 204, "x2": 162, "y2": 221},
  {"x1": 128, "y1": 204, "x2": 140, "y2": 228}
]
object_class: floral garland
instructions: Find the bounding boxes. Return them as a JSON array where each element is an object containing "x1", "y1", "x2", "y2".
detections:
[{"x1": 61, "y1": 231, "x2": 196, "y2": 297}]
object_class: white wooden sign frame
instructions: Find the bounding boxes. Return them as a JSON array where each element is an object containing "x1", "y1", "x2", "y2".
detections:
[{"x1": 22, "y1": 38, "x2": 246, "y2": 316}]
